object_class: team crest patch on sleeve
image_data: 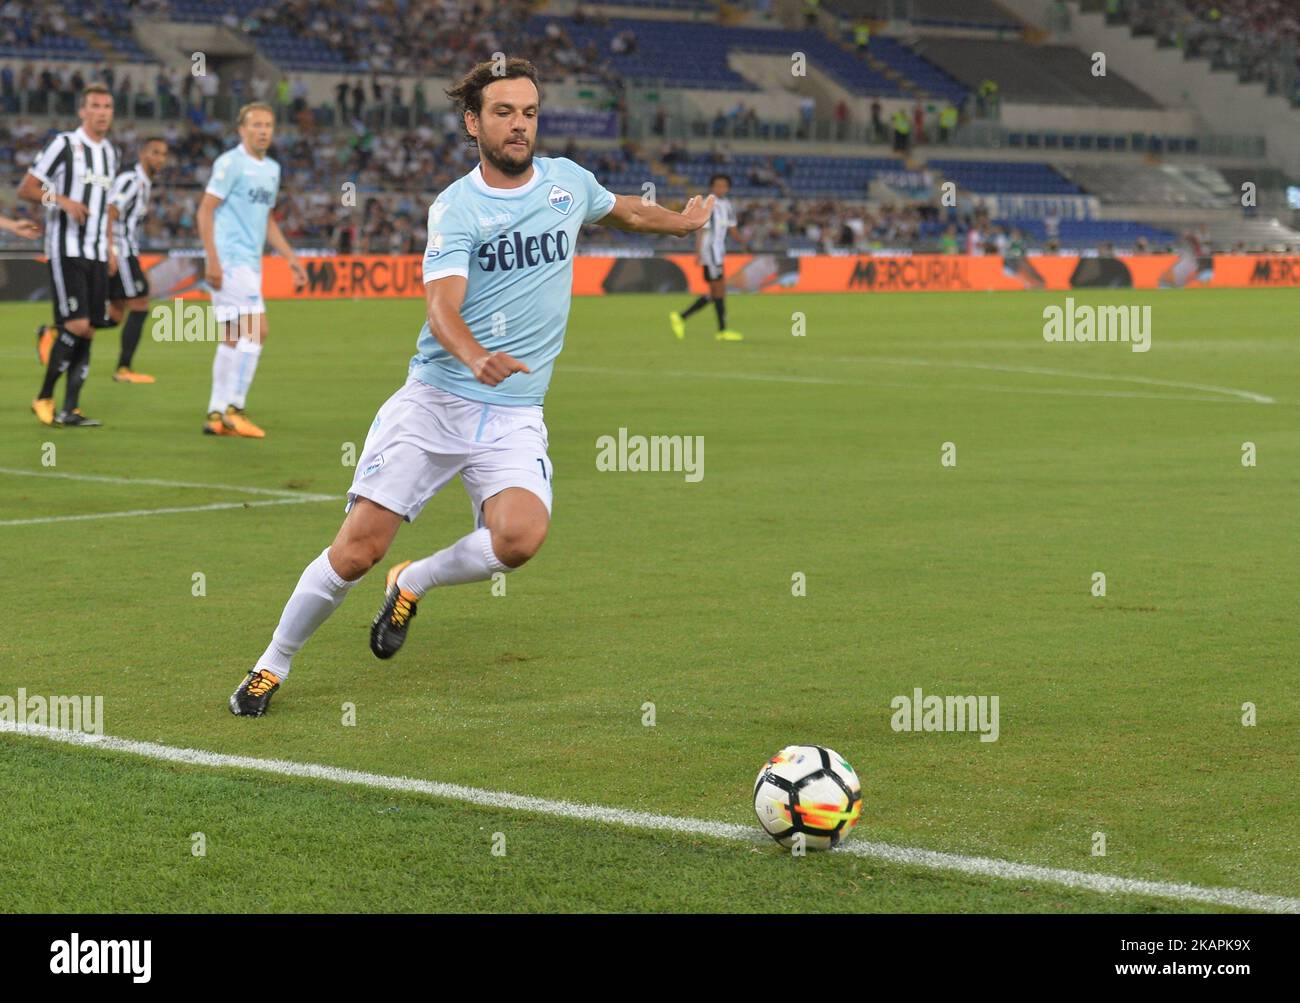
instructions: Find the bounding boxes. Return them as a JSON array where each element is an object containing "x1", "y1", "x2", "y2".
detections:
[
  {"x1": 547, "y1": 185, "x2": 574, "y2": 215},
  {"x1": 361, "y1": 453, "x2": 385, "y2": 477}
]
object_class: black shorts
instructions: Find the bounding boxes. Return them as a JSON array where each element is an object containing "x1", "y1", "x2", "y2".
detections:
[
  {"x1": 109, "y1": 255, "x2": 150, "y2": 301},
  {"x1": 701, "y1": 263, "x2": 724, "y2": 283},
  {"x1": 49, "y1": 256, "x2": 112, "y2": 328}
]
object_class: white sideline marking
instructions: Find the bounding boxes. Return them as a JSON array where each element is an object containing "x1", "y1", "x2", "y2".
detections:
[
  {"x1": 0, "y1": 467, "x2": 334, "y2": 499},
  {"x1": 3, "y1": 722, "x2": 1296, "y2": 914},
  {"x1": 0, "y1": 496, "x2": 331, "y2": 527},
  {"x1": 858, "y1": 357, "x2": 1277, "y2": 404},
  {"x1": 0, "y1": 467, "x2": 336, "y2": 526},
  {"x1": 564, "y1": 364, "x2": 1274, "y2": 405}
]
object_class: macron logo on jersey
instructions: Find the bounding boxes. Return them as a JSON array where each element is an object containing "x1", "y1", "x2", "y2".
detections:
[
  {"x1": 477, "y1": 229, "x2": 571, "y2": 272},
  {"x1": 547, "y1": 185, "x2": 573, "y2": 215}
]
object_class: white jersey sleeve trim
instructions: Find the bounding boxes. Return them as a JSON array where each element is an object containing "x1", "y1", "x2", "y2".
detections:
[{"x1": 424, "y1": 265, "x2": 470, "y2": 283}]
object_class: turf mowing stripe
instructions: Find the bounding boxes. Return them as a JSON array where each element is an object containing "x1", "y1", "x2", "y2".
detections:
[
  {"x1": 0, "y1": 496, "x2": 334, "y2": 527},
  {"x1": 4, "y1": 722, "x2": 1297, "y2": 914},
  {"x1": 0, "y1": 467, "x2": 335, "y2": 500}
]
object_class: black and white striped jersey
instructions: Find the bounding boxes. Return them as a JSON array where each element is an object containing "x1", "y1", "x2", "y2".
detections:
[
  {"x1": 108, "y1": 163, "x2": 152, "y2": 258},
  {"x1": 700, "y1": 196, "x2": 736, "y2": 268},
  {"x1": 29, "y1": 126, "x2": 119, "y2": 263}
]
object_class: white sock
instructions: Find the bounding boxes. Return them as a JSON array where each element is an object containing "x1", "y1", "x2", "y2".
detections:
[
  {"x1": 255, "y1": 549, "x2": 358, "y2": 680},
  {"x1": 207, "y1": 342, "x2": 239, "y2": 414},
  {"x1": 396, "y1": 527, "x2": 509, "y2": 598},
  {"x1": 230, "y1": 336, "x2": 263, "y2": 410}
]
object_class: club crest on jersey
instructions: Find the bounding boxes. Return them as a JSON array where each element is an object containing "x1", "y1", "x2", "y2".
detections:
[{"x1": 547, "y1": 185, "x2": 573, "y2": 216}]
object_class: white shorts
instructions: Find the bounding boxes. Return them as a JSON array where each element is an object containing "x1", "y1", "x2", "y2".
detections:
[
  {"x1": 211, "y1": 264, "x2": 265, "y2": 322},
  {"x1": 346, "y1": 378, "x2": 554, "y2": 526}
]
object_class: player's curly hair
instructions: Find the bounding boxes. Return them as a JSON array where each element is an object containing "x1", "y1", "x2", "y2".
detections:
[{"x1": 445, "y1": 57, "x2": 541, "y2": 148}]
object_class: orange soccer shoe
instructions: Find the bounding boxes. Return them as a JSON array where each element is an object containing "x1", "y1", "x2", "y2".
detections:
[
  {"x1": 224, "y1": 405, "x2": 266, "y2": 439},
  {"x1": 113, "y1": 366, "x2": 156, "y2": 384},
  {"x1": 31, "y1": 397, "x2": 55, "y2": 426}
]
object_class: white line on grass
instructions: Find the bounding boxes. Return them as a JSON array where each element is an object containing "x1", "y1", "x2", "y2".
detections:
[
  {"x1": 563, "y1": 364, "x2": 1275, "y2": 406},
  {"x1": 0, "y1": 467, "x2": 334, "y2": 499},
  {"x1": 0, "y1": 496, "x2": 333, "y2": 527},
  {"x1": 0, "y1": 467, "x2": 336, "y2": 526},
  {"x1": 857, "y1": 357, "x2": 1276, "y2": 404},
  {"x1": 4, "y1": 721, "x2": 1296, "y2": 913}
]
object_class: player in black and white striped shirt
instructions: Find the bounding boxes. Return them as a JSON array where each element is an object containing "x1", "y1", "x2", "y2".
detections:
[
  {"x1": 19, "y1": 83, "x2": 118, "y2": 427},
  {"x1": 106, "y1": 137, "x2": 168, "y2": 384},
  {"x1": 668, "y1": 173, "x2": 745, "y2": 342}
]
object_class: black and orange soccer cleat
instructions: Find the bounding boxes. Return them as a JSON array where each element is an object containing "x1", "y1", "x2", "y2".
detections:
[
  {"x1": 370, "y1": 560, "x2": 418, "y2": 660},
  {"x1": 229, "y1": 668, "x2": 282, "y2": 717}
]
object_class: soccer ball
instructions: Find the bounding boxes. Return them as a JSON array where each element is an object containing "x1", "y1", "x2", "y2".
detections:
[{"x1": 753, "y1": 745, "x2": 862, "y2": 850}]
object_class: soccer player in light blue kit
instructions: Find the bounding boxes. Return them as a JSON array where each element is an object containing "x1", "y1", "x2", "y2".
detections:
[
  {"x1": 231, "y1": 59, "x2": 715, "y2": 715},
  {"x1": 197, "y1": 102, "x2": 306, "y2": 439}
]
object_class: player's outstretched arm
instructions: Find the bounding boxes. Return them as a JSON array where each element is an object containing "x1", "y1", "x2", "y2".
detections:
[
  {"x1": 597, "y1": 193, "x2": 714, "y2": 237},
  {"x1": 0, "y1": 214, "x2": 40, "y2": 239},
  {"x1": 426, "y1": 275, "x2": 530, "y2": 387},
  {"x1": 266, "y1": 214, "x2": 306, "y2": 292}
]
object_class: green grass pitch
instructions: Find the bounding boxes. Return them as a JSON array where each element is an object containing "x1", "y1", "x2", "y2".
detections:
[{"x1": 1, "y1": 288, "x2": 1296, "y2": 912}]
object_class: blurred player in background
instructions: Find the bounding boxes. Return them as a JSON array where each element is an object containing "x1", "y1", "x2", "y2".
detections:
[
  {"x1": 197, "y1": 102, "x2": 306, "y2": 439},
  {"x1": 669, "y1": 172, "x2": 744, "y2": 342},
  {"x1": 107, "y1": 137, "x2": 168, "y2": 384},
  {"x1": 1159, "y1": 229, "x2": 1214, "y2": 288},
  {"x1": 229, "y1": 59, "x2": 714, "y2": 717},
  {"x1": 21, "y1": 83, "x2": 118, "y2": 428},
  {"x1": 1, "y1": 215, "x2": 40, "y2": 239}
]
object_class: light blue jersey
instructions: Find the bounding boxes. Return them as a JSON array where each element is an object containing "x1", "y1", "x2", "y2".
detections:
[
  {"x1": 204, "y1": 145, "x2": 281, "y2": 270},
  {"x1": 411, "y1": 156, "x2": 618, "y2": 406}
]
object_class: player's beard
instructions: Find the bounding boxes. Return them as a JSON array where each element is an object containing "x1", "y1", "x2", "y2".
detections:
[{"x1": 483, "y1": 134, "x2": 533, "y2": 177}]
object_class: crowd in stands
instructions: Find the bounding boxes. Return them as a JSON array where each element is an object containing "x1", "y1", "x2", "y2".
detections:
[
  {"x1": 0, "y1": 2, "x2": 71, "y2": 50},
  {"x1": 4, "y1": 110, "x2": 1206, "y2": 255},
  {"x1": 1122, "y1": 0, "x2": 1300, "y2": 101},
  {"x1": 69, "y1": 0, "x2": 640, "y2": 87}
]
